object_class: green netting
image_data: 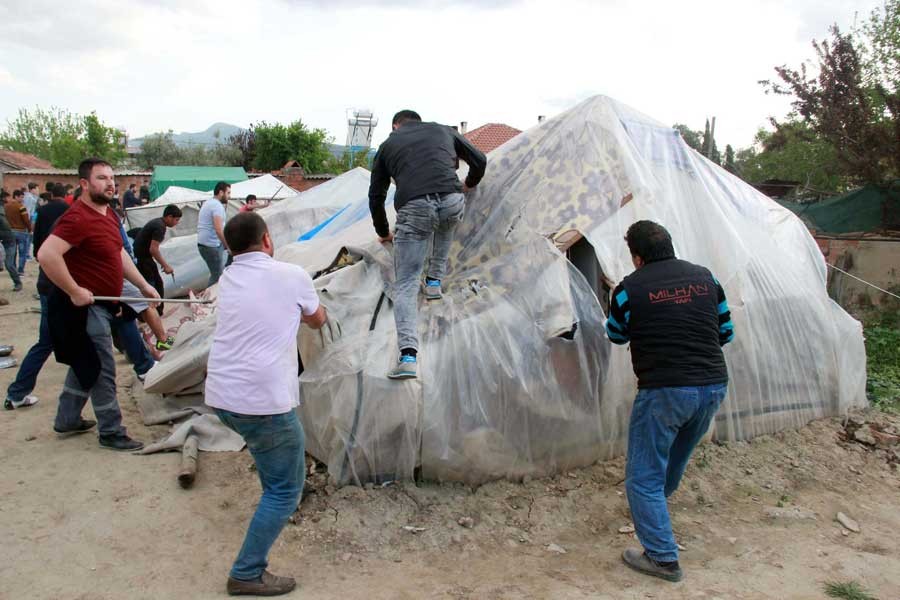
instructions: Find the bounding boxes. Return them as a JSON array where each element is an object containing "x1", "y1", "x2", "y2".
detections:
[
  {"x1": 149, "y1": 166, "x2": 248, "y2": 200},
  {"x1": 777, "y1": 181, "x2": 900, "y2": 234}
]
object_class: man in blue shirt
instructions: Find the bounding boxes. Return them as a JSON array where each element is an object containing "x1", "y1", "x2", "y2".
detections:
[{"x1": 606, "y1": 220, "x2": 734, "y2": 583}]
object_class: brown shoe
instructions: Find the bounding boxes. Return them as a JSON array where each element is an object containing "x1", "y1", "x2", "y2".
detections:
[{"x1": 227, "y1": 570, "x2": 296, "y2": 596}]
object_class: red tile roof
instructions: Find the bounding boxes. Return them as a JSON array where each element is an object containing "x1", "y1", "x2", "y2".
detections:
[
  {"x1": 464, "y1": 123, "x2": 522, "y2": 154},
  {"x1": 0, "y1": 149, "x2": 53, "y2": 170}
]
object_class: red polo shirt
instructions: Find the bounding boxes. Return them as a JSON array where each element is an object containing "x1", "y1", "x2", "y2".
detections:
[{"x1": 51, "y1": 199, "x2": 124, "y2": 297}]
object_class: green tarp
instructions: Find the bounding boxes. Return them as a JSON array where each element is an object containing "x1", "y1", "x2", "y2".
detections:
[
  {"x1": 149, "y1": 166, "x2": 248, "y2": 200},
  {"x1": 777, "y1": 181, "x2": 900, "y2": 234}
]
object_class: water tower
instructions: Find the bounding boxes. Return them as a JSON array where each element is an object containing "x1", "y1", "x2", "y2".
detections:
[{"x1": 346, "y1": 108, "x2": 378, "y2": 167}]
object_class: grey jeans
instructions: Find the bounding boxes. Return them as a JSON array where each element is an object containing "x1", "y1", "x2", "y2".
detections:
[
  {"x1": 198, "y1": 243, "x2": 225, "y2": 287},
  {"x1": 392, "y1": 193, "x2": 465, "y2": 353},
  {"x1": 54, "y1": 305, "x2": 126, "y2": 437}
]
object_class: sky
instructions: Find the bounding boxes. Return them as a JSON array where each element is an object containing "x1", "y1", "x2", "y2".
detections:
[{"x1": 0, "y1": 0, "x2": 883, "y2": 151}]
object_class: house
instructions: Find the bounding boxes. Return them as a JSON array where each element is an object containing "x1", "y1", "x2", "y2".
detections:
[
  {"x1": 2, "y1": 168, "x2": 152, "y2": 196},
  {"x1": 269, "y1": 160, "x2": 335, "y2": 193},
  {"x1": 462, "y1": 122, "x2": 523, "y2": 154},
  {"x1": 0, "y1": 150, "x2": 53, "y2": 190}
]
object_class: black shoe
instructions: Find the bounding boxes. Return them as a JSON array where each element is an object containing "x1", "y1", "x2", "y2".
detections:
[
  {"x1": 99, "y1": 434, "x2": 144, "y2": 452},
  {"x1": 622, "y1": 548, "x2": 683, "y2": 582},
  {"x1": 54, "y1": 419, "x2": 97, "y2": 435}
]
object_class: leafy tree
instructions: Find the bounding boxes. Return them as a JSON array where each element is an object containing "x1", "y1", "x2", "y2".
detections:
[
  {"x1": 252, "y1": 120, "x2": 333, "y2": 173},
  {"x1": 672, "y1": 123, "x2": 703, "y2": 152},
  {"x1": 136, "y1": 131, "x2": 243, "y2": 169},
  {"x1": 0, "y1": 106, "x2": 125, "y2": 168},
  {"x1": 734, "y1": 120, "x2": 844, "y2": 192},
  {"x1": 323, "y1": 149, "x2": 372, "y2": 174},
  {"x1": 228, "y1": 128, "x2": 256, "y2": 171},
  {"x1": 724, "y1": 144, "x2": 736, "y2": 173},
  {"x1": 762, "y1": 24, "x2": 899, "y2": 184}
]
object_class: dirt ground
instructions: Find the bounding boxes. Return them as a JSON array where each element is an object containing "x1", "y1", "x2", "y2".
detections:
[{"x1": 2, "y1": 270, "x2": 900, "y2": 600}]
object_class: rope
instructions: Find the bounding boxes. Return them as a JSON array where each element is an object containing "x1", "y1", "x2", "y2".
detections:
[{"x1": 827, "y1": 263, "x2": 900, "y2": 300}]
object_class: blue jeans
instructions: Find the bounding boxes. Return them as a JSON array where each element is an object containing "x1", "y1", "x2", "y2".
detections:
[
  {"x1": 625, "y1": 383, "x2": 727, "y2": 563},
  {"x1": 6, "y1": 294, "x2": 52, "y2": 401},
  {"x1": 2, "y1": 240, "x2": 21, "y2": 287},
  {"x1": 112, "y1": 317, "x2": 155, "y2": 376},
  {"x1": 392, "y1": 193, "x2": 465, "y2": 352},
  {"x1": 215, "y1": 409, "x2": 305, "y2": 581},
  {"x1": 198, "y1": 244, "x2": 225, "y2": 287},
  {"x1": 14, "y1": 231, "x2": 29, "y2": 273}
]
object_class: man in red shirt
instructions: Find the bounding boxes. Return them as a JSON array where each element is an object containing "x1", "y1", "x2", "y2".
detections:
[{"x1": 38, "y1": 158, "x2": 161, "y2": 451}]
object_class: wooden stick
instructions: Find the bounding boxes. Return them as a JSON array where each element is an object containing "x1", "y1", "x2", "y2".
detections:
[
  {"x1": 178, "y1": 435, "x2": 200, "y2": 489},
  {"x1": 93, "y1": 296, "x2": 213, "y2": 304}
]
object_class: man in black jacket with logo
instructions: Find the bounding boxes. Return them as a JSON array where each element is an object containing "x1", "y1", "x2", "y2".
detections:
[
  {"x1": 605, "y1": 220, "x2": 734, "y2": 583},
  {"x1": 369, "y1": 110, "x2": 487, "y2": 380}
]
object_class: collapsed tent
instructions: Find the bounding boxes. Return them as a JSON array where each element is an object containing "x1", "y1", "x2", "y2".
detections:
[
  {"x1": 150, "y1": 168, "x2": 382, "y2": 298},
  {"x1": 143, "y1": 95, "x2": 867, "y2": 486},
  {"x1": 125, "y1": 174, "x2": 300, "y2": 237}
]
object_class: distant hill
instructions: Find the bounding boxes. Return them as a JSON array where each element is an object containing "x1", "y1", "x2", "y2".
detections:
[{"x1": 131, "y1": 122, "x2": 244, "y2": 148}]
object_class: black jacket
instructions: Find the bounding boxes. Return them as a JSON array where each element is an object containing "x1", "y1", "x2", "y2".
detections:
[
  {"x1": 606, "y1": 258, "x2": 732, "y2": 388},
  {"x1": 33, "y1": 199, "x2": 69, "y2": 295},
  {"x1": 368, "y1": 121, "x2": 487, "y2": 238}
]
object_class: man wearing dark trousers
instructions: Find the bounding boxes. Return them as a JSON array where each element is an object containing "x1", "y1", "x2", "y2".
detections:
[
  {"x1": 368, "y1": 109, "x2": 487, "y2": 380},
  {"x1": 4, "y1": 184, "x2": 69, "y2": 410},
  {"x1": 38, "y1": 158, "x2": 160, "y2": 452},
  {"x1": 605, "y1": 220, "x2": 734, "y2": 583},
  {"x1": 205, "y1": 212, "x2": 333, "y2": 596},
  {"x1": 133, "y1": 203, "x2": 182, "y2": 313}
]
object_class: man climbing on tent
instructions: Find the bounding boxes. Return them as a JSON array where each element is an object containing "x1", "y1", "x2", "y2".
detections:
[
  {"x1": 605, "y1": 220, "x2": 734, "y2": 583},
  {"x1": 204, "y1": 211, "x2": 334, "y2": 596},
  {"x1": 368, "y1": 109, "x2": 487, "y2": 380}
]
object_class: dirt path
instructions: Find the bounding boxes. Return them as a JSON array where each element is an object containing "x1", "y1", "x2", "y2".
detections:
[{"x1": 1, "y1": 272, "x2": 899, "y2": 600}]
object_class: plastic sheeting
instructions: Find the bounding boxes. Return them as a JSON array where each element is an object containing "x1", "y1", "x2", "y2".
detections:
[
  {"x1": 144, "y1": 96, "x2": 867, "y2": 486},
  {"x1": 125, "y1": 174, "x2": 300, "y2": 236},
  {"x1": 150, "y1": 169, "x2": 372, "y2": 298}
]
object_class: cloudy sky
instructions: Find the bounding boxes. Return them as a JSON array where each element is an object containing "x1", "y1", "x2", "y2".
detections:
[{"x1": 0, "y1": 0, "x2": 882, "y2": 150}]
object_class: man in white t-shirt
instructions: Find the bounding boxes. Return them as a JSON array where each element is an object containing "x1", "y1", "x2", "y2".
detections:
[
  {"x1": 205, "y1": 211, "x2": 331, "y2": 597},
  {"x1": 197, "y1": 181, "x2": 230, "y2": 287}
]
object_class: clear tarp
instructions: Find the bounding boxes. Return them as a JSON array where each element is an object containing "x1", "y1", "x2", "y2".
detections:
[
  {"x1": 153, "y1": 169, "x2": 370, "y2": 298},
  {"x1": 124, "y1": 174, "x2": 300, "y2": 237},
  {"x1": 144, "y1": 96, "x2": 867, "y2": 486}
]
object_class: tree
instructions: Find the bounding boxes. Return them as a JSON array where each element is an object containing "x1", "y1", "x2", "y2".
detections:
[
  {"x1": 136, "y1": 131, "x2": 182, "y2": 169},
  {"x1": 323, "y1": 149, "x2": 372, "y2": 174},
  {"x1": 672, "y1": 123, "x2": 703, "y2": 152},
  {"x1": 251, "y1": 120, "x2": 333, "y2": 173},
  {"x1": 0, "y1": 106, "x2": 125, "y2": 168},
  {"x1": 701, "y1": 119, "x2": 721, "y2": 164},
  {"x1": 724, "y1": 144, "x2": 736, "y2": 174},
  {"x1": 762, "y1": 23, "x2": 899, "y2": 184},
  {"x1": 734, "y1": 121, "x2": 844, "y2": 192},
  {"x1": 136, "y1": 131, "x2": 243, "y2": 169},
  {"x1": 228, "y1": 128, "x2": 256, "y2": 171}
]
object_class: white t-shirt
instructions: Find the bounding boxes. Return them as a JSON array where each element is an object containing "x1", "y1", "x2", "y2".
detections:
[
  {"x1": 204, "y1": 251, "x2": 320, "y2": 415},
  {"x1": 197, "y1": 198, "x2": 227, "y2": 247}
]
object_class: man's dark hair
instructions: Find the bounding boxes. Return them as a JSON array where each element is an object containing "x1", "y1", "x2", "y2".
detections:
[
  {"x1": 224, "y1": 211, "x2": 268, "y2": 255},
  {"x1": 40, "y1": 192, "x2": 51, "y2": 201},
  {"x1": 65, "y1": 184, "x2": 73, "y2": 191},
  {"x1": 13, "y1": 189, "x2": 24, "y2": 198},
  {"x1": 213, "y1": 181, "x2": 231, "y2": 196},
  {"x1": 625, "y1": 220, "x2": 676, "y2": 263},
  {"x1": 28, "y1": 182, "x2": 38, "y2": 190},
  {"x1": 51, "y1": 183, "x2": 67, "y2": 198},
  {"x1": 392, "y1": 110, "x2": 422, "y2": 127},
  {"x1": 45, "y1": 181, "x2": 54, "y2": 192},
  {"x1": 129, "y1": 183, "x2": 136, "y2": 190},
  {"x1": 163, "y1": 204, "x2": 183, "y2": 218},
  {"x1": 78, "y1": 157, "x2": 112, "y2": 180},
  {"x1": 245, "y1": 194, "x2": 257, "y2": 203}
]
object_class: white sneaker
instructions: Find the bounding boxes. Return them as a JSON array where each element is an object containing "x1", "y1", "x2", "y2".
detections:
[
  {"x1": 4, "y1": 395, "x2": 39, "y2": 410},
  {"x1": 136, "y1": 361, "x2": 158, "y2": 382}
]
